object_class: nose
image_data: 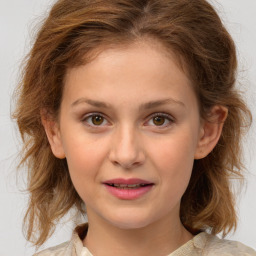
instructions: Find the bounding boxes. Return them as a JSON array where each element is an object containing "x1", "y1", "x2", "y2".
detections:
[{"x1": 108, "y1": 125, "x2": 145, "y2": 169}]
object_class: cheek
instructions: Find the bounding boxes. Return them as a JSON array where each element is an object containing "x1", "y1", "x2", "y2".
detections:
[
  {"x1": 62, "y1": 133, "x2": 108, "y2": 184},
  {"x1": 63, "y1": 138, "x2": 109, "y2": 203},
  {"x1": 148, "y1": 132, "x2": 196, "y2": 190},
  {"x1": 151, "y1": 132, "x2": 196, "y2": 169}
]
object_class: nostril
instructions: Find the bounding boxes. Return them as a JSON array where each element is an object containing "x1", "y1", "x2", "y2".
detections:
[{"x1": 111, "y1": 160, "x2": 143, "y2": 170}]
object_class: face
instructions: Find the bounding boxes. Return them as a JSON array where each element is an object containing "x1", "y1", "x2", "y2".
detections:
[{"x1": 50, "y1": 41, "x2": 205, "y2": 230}]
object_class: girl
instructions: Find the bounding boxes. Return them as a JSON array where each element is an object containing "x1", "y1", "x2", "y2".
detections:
[{"x1": 13, "y1": 0, "x2": 256, "y2": 255}]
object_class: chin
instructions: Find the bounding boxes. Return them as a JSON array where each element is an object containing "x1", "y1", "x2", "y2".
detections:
[
  {"x1": 103, "y1": 210, "x2": 156, "y2": 230},
  {"x1": 109, "y1": 220, "x2": 152, "y2": 230}
]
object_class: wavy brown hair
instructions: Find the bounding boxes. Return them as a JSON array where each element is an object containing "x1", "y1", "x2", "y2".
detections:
[{"x1": 13, "y1": 0, "x2": 251, "y2": 246}]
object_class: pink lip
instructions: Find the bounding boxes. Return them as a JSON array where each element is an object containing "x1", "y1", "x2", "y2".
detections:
[
  {"x1": 103, "y1": 178, "x2": 154, "y2": 200},
  {"x1": 104, "y1": 178, "x2": 152, "y2": 185}
]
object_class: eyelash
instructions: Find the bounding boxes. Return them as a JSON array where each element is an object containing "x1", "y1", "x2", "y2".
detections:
[
  {"x1": 82, "y1": 112, "x2": 110, "y2": 127},
  {"x1": 145, "y1": 113, "x2": 174, "y2": 128},
  {"x1": 81, "y1": 112, "x2": 175, "y2": 128}
]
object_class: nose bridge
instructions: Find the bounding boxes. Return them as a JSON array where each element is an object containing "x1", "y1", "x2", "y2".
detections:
[{"x1": 109, "y1": 123, "x2": 144, "y2": 169}]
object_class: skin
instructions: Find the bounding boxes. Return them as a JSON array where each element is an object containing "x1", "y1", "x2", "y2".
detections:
[{"x1": 44, "y1": 40, "x2": 227, "y2": 256}]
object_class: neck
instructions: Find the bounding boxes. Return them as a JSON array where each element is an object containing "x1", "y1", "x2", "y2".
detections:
[{"x1": 83, "y1": 212, "x2": 193, "y2": 256}]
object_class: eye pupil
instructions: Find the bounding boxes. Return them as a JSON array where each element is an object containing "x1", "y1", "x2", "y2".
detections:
[
  {"x1": 153, "y1": 116, "x2": 165, "y2": 126},
  {"x1": 92, "y1": 115, "x2": 104, "y2": 125}
]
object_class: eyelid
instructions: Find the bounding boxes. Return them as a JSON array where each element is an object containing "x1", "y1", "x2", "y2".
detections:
[
  {"x1": 144, "y1": 112, "x2": 175, "y2": 127},
  {"x1": 81, "y1": 112, "x2": 111, "y2": 127}
]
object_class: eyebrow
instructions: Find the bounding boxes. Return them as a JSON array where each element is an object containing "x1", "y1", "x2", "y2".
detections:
[
  {"x1": 139, "y1": 98, "x2": 185, "y2": 110},
  {"x1": 71, "y1": 98, "x2": 185, "y2": 109},
  {"x1": 71, "y1": 98, "x2": 110, "y2": 108}
]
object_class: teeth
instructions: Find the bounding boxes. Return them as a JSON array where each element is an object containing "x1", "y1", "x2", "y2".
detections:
[{"x1": 127, "y1": 184, "x2": 140, "y2": 188}]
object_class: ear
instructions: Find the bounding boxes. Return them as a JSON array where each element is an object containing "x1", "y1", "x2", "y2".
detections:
[
  {"x1": 41, "y1": 110, "x2": 66, "y2": 159},
  {"x1": 194, "y1": 105, "x2": 228, "y2": 159}
]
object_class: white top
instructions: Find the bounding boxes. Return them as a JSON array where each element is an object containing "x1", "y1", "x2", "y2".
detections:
[{"x1": 34, "y1": 224, "x2": 256, "y2": 256}]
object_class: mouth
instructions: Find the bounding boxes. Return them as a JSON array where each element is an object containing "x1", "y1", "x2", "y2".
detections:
[
  {"x1": 103, "y1": 178, "x2": 154, "y2": 200},
  {"x1": 106, "y1": 183, "x2": 151, "y2": 189}
]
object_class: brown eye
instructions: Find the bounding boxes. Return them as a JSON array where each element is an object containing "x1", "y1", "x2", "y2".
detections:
[
  {"x1": 91, "y1": 115, "x2": 104, "y2": 125},
  {"x1": 83, "y1": 113, "x2": 108, "y2": 127},
  {"x1": 153, "y1": 116, "x2": 166, "y2": 126},
  {"x1": 145, "y1": 113, "x2": 174, "y2": 128}
]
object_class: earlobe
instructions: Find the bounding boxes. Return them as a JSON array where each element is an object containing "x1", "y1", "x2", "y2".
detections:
[
  {"x1": 41, "y1": 111, "x2": 66, "y2": 159},
  {"x1": 194, "y1": 105, "x2": 228, "y2": 159}
]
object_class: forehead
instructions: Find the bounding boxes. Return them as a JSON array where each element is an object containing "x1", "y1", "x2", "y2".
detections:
[
  {"x1": 63, "y1": 40, "x2": 197, "y2": 111},
  {"x1": 66, "y1": 39, "x2": 190, "y2": 85},
  {"x1": 69, "y1": 37, "x2": 187, "y2": 77}
]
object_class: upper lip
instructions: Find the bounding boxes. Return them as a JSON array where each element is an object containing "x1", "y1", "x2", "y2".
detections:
[{"x1": 103, "y1": 178, "x2": 153, "y2": 185}]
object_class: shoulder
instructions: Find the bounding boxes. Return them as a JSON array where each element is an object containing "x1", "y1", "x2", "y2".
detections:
[
  {"x1": 203, "y1": 233, "x2": 256, "y2": 256},
  {"x1": 33, "y1": 223, "x2": 89, "y2": 256},
  {"x1": 33, "y1": 241, "x2": 71, "y2": 256}
]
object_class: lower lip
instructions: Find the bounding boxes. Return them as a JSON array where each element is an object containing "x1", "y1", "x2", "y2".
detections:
[{"x1": 104, "y1": 184, "x2": 153, "y2": 200}]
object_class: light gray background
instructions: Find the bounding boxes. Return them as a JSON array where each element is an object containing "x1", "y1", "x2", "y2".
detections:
[{"x1": 0, "y1": 0, "x2": 255, "y2": 255}]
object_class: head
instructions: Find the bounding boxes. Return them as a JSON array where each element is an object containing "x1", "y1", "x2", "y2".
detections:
[{"x1": 14, "y1": 0, "x2": 251, "y2": 246}]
